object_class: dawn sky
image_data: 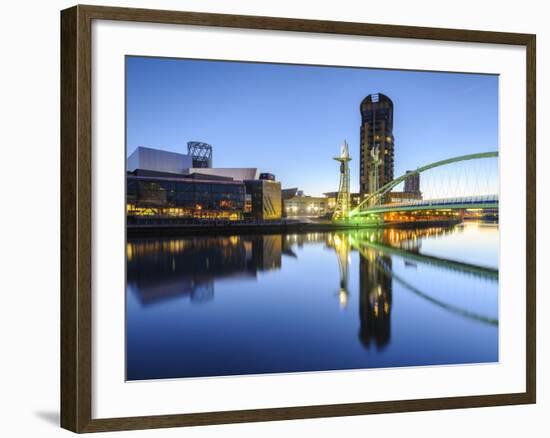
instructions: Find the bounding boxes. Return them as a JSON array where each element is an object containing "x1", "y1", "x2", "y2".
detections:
[{"x1": 126, "y1": 56, "x2": 498, "y2": 196}]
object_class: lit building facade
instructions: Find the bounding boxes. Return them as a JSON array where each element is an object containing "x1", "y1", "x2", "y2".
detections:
[
  {"x1": 126, "y1": 145, "x2": 280, "y2": 224},
  {"x1": 127, "y1": 174, "x2": 246, "y2": 221},
  {"x1": 244, "y1": 178, "x2": 282, "y2": 221},
  {"x1": 359, "y1": 93, "x2": 395, "y2": 196},
  {"x1": 283, "y1": 193, "x2": 329, "y2": 217}
]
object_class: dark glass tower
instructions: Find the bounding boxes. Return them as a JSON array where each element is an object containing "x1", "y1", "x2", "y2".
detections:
[{"x1": 359, "y1": 93, "x2": 395, "y2": 196}]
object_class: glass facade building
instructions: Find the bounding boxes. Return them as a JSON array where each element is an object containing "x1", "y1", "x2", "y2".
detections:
[
  {"x1": 359, "y1": 93, "x2": 395, "y2": 196},
  {"x1": 244, "y1": 179, "x2": 282, "y2": 221},
  {"x1": 127, "y1": 175, "x2": 246, "y2": 221}
]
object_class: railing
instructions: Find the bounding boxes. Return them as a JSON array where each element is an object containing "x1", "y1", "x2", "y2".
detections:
[{"x1": 373, "y1": 194, "x2": 499, "y2": 210}]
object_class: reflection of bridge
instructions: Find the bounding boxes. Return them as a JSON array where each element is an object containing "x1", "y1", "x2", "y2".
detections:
[
  {"x1": 337, "y1": 232, "x2": 498, "y2": 327},
  {"x1": 349, "y1": 235, "x2": 498, "y2": 280},
  {"x1": 327, "y1": 230, "x2": 498, "y2": 333},
  {"x1": 347, "y1": 151, "x2": 499, "y2": 221},
  {"x1": 385, "y1": 263, "x2": 498, "y2": 326}
]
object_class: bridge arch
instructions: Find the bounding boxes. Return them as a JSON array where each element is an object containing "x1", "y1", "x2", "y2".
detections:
[{"x1": 352, "y1": 151, "x2": 499, "y2": 214}]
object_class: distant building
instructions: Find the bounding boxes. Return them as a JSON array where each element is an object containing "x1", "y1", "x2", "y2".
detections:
[
  {"x1": 283, "y1": 189, "x2": 329, "y2": 217},
  {"x1": 404, "y1": 170, "x2": 420, "y2": 193},
  {"x1": 323, "y1": 192, "x2": 363, "y2": 212},
  {"x1": 359, "y1": 93, "x2": 395, "y2": 195},
  {"x1": 387, "y1": 191, "x2": 422, "y2": 204},
  {"x1": 127, "y1": 146, "x2": 192, "y2": 174},
  {"x1": 282, "y1": 188, "x2": 300, "y2": 200}
]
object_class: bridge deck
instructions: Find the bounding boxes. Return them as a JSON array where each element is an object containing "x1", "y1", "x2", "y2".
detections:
[{"x1": 357, "y1": 194, "x2": 498, "y2": 215}]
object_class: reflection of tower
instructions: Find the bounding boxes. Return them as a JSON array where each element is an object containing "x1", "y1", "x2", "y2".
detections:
[
  {"x1": 332, "y1": 141, "x2": 352, "y2": 221},
  {"x1": 359, "y1": 93, "x2": 394, "y2": 196},
  {"x1": 332, "y1": 233, "x2": 350, "y2": 309},
  {"x1": 358, "y1": 249, "x2": 392, "y2": 349}
]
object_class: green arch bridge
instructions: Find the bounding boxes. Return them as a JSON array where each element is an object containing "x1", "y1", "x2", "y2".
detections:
[{"x1": 344, "y1": 151, "x2": 498, "y2": 221}]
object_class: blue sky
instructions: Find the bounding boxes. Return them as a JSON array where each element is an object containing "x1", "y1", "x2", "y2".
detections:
[{"x1": 126, "y1": 56, "x2": 498, "y2": 196}]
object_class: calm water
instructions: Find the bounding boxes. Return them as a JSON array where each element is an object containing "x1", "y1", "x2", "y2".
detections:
[{"x1": 126, "y1": 222, "x2": 499, "y2": 380}]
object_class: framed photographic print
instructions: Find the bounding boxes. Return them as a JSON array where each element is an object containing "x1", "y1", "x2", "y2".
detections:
[{"x1": 60, "y1": 4, "x2": 536, "y2": 433}]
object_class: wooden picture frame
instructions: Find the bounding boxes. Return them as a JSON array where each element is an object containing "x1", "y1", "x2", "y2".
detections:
[{"x1": 60, "y1": 4, "x2": 536, "y2": 433}]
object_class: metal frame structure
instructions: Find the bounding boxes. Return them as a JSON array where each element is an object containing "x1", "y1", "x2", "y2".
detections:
[
  {"x1": 187, "y1": 141, "x2": 213, "y2": 168},
  {"x1": 332, "y1": 141, "x2": 352, "y2": 220}
]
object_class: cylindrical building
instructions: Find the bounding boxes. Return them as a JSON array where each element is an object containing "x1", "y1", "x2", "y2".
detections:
[{"x1": 359, "y1": 93, "x2": 395, "y2": 196}]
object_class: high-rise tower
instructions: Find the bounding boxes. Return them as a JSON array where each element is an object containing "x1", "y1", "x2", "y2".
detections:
[{"x1": 359, "y1": 93, "x2": 395, "y2": 196}]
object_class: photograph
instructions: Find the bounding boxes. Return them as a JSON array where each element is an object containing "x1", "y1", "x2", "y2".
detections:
[{"x1": 125, "y1": 56, "x2": 500, "y2": 381}]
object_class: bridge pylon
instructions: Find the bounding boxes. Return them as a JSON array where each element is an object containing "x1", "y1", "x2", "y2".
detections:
[{"x1": 332, "y1": 140, "x2": 352, "y2": 221}]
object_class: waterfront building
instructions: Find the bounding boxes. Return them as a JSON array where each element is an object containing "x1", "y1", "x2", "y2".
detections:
[
  {"x1": 127, "y1": 146, "x2": 193, "y2": 174},
  {"x1": 282, "y1": 188, "x2": 302, "y2": 200},
  {"x1": 244, "y1": 176, "x2": 282, "y2": 221},
  {"x1": 127, "y1": 145, "x2": 279, "y2": 223},
  {"x1": 127, "y1": 172, "x2": 246, "y2": 221},
  {"x1": 283, "y1": 189, "x2": 329, "y2": 217},
  {"x1": 359, "y1": 93, "x2": 395, "y2": 196}
]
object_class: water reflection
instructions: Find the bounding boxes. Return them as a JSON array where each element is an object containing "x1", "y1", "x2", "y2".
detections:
[
  {"x1": 127, "y1": 222, "x2": 499, "y2": 380},
  {"x1": 127, "y1": 234, "x2": 284, "y2": 304},
  {"x1": 358, "y1": 251, "x2": 392, "y2": 349}
]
